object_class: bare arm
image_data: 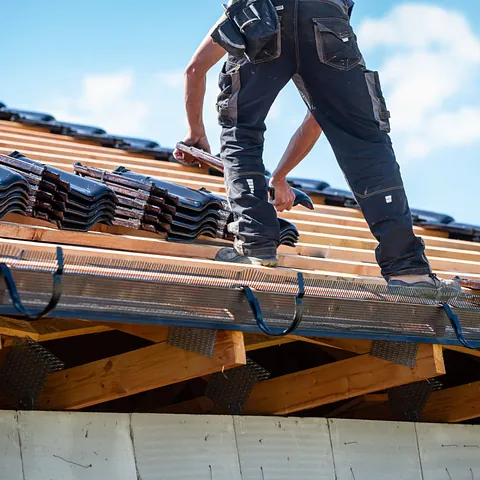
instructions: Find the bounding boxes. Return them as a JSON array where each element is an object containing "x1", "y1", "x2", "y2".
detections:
[
  {"x1": 270, "y1": 112, "x2": 322, "y2": 212},
  {"x1": 271, "y1": 112, "x2": 322, "y2": 181},
  {"x1": 174, "y1": 23, "x2": 226, "y2": 163}
]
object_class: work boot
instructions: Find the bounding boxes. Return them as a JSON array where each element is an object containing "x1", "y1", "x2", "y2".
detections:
[
  {"x1": 387, "y1": 273, "x2": 462, "y2": 301},
  {"x1": 215, "y1": 247, "x2": 279, "y2": 267}
]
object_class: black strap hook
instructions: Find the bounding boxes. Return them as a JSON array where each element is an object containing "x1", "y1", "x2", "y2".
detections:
[
  {"x1": 243, "y1": 272, "x2": 305, "y2": 337},
  {"x1": 0, "y1": 247, "x2": 64, "y2": 320},
  {"x1": 442, "y1": 303, "x2": 477, "y2": 350}
]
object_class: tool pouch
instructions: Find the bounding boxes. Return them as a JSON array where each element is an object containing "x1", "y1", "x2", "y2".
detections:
[
  {"x1": 211, "y1": 15, "x2": 247, "y2": 59},
  {"x1": 211, "y1": 0, "x2": 280, "y2": 64}
]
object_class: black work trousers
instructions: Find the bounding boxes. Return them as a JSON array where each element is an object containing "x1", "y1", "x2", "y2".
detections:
[{"x1": 216, "y1": 0, "x2": 432, "y2": 279}]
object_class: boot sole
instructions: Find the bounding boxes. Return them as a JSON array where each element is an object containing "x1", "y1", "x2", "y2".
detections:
[{"x1": 214, "y1": 253, "x2": 279, "y2": 267}]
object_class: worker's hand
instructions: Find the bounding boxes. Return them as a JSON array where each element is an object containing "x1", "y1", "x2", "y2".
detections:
[
  {"x1": 269, "y1": 176, "x2": 295, "y2": 212},
  {"x1": 173, "y1": 134, "x2": 211, "y2": 165}
]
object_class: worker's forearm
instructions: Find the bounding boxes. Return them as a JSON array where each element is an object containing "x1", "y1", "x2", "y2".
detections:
[
  {"x1": 271, "y1": 116, "x2": 322, "y2": 181},
  {"x1": 183, "y1": 33, "x2": 226, "y2": 140},
  {"x1": 184, "y1": 69, "x2": 208, "y2": 138}
]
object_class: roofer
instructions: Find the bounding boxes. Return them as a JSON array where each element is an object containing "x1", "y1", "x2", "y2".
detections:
[{"x1": 174, "y1": 0, "x2": 461, "y2": 296}]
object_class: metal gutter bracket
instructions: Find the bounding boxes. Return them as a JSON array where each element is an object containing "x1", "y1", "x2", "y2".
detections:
[
  {"x1": 243, "y1": 271, "x2": 305, "y2": 337},
  {"x1": 442, "y1": 303, "x2": 477, "y2": 349},
  {"x1": 0, "y1": 246, "x2": 64, "y2": 320}
]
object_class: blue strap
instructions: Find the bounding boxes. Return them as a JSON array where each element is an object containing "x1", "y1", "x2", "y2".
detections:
[
  {"x1": 442, "y1": 303, "x2": 477, "y2": 349},
  {"x1": 0, "y1": 247, "x2": 64, "y2": 321},
  {"x1": 243, "y1": 272, "x2": 305, "y2": 337}
]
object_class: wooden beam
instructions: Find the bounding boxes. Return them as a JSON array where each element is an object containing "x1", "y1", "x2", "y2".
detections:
[
  {"x1": 3, "y1": 219, "x2": 480, "y2": 281},
  {"x1": 290, "y1": 336, "x2": 372, "y2": 354},
  {"x1": 421, "y1": 381, "x2": 480, "y2": 423},
  {"x1": 244, "y1": 333, "x2": 296, "y2": 351},
  {"x1": 296, "y1": 230, "x2": 480, "y2": 256},
  {"x1": 1, "y1": 337, "x2": 14, "y2": 348},
  {"x1": 288, "y1": 242, "x2": 480, "y2": 275},
  {"x1": 244, "y1": 344, "x2": 445, "y2": 415},
  {"x1": 363, "y1": 393, "x2": 389, "y2": 403},
  {"x1": 0, "y1": 316, "x2": 38, "y2": 339},
  {"x1": 8, "y1": 213, "x2": 480, "y2": 268},
  {"x1": 37, "y1": 331, "x2": 246, "y2": 410},
  {"x1": 443, "y1": 345, "x2": 480, "y2": 359},
  {"x1": 0, "y1": 122, "x2": 207, "y2": 173},
  {"x1": 0, "y1": 134, "x2": 214, "y2": 180},
  {"x1": 0, "y1": 316, "x2": 111, "y2": 341},
  {"x1": 0, "y1": 315, "x2": 169, "y2": 344},
  {"x1": 2, "y1": 225, "x2": 479, "y2": 284},
  {"x1": 0, "y1": 235, "x2": 389, "y2": 285},
  {"x1": 104, "y1": 323, "x2": 169, "y2": 343}
]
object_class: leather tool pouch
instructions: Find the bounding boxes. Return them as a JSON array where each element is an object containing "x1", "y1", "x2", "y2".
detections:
[{"x1": 211, "y1": 0, "x2": 280, "y2": 64}]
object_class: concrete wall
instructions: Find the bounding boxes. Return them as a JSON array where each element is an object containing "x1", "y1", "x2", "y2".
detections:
[{"x1": 1, "y1": 411, "x2": 479, "y2": 479}]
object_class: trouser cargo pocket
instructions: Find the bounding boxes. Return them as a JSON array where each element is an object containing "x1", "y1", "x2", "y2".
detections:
[
  {"x1": 216, "y1": 61, "x2": 241, "y2": 127},
  {"x1": 364, "y1": 70, "x2": 391, "y2": 133},
  {"x1": 313, "y1": 17, "x2": 362, "y2": 71}
]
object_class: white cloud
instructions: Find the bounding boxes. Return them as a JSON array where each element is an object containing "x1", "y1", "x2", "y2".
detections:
[
  {"x1": 44, "y1": 59, "x2": 282, "y2": 150},
  {"x1": 48, "y1": 71, "x2": 149, "y2": 136},
  {"x1": 155, "y1": 71, "x2": 184, "y2": 90},
  {"x1": 357, "y1": 3, "x2": 480, "y2": 160}
]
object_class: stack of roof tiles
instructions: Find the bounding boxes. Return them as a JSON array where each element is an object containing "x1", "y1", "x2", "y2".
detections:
[
  {"x1": 74, "y1": 163, "x2": 229, "y2": 240},
  {"x1": 0, "y1": 152, "x2": 117, "y2": 230},
  {"x1": 0, "y1": 165, "x2": 32, "y2": 218},
  {"x1": 74, "y1": 163, "x2": 300, "y2": 245},
  {"x1": 278, "y1": 218, "x2": 299, "y2": 247}
]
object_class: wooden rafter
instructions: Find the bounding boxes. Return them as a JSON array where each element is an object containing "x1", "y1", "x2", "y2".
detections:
[
  {"x1": 104, "y1": 323, "x2": 169, "y2": 343},
  {"x1": 0, "y1": 235, "x2": 389, "y2": 285},
  {"x1": 443, "y1": 345, "x2": 480, "y2": 358},
  {"x1": 421, "y1": 381, "x2": 480, "y2": 423},
  {"x1": 243, "y1": 333, "x2": 295, "y2": 351},
  {"x1": 2, "y1": 226, "x2": 480, "y2": 285},
  {"x1": 244, "y1": 344, "x2": 445, "y2": 415},
  {"x1": 291, "y1": 336, "x2": 372, "y2": 354},
  {"x1": 37, "y1": 331, "x2": 245, "y2": 410},
  {"x1": 0, "y1": 316, "x2": 111, "y2": 342}
]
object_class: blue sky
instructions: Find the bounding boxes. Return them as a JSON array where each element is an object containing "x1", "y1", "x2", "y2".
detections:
[{"x1": 2, "y1": 0, "x2": 480, "y2": 224}]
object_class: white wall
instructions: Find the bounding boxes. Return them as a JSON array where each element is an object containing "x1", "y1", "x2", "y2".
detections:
[{"x1": 1, "y1": 411, "x2": 479, "y2": 480}]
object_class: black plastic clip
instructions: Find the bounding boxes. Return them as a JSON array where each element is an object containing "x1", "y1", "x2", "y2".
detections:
[
  {"x1": 243, "y1": 272, "x2": 305, "y2": 337},
  {"x1": 442, "y1": 303, "x2": 477, "y2": 349},
  {"x1": 0, "y1": 247, "x2": 64, "y2": 321}
]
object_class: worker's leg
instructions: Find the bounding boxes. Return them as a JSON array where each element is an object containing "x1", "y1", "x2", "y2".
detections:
[
  {"x1": 295, "y1": 1, "x2": 431, "y2": 279},
  {"x1": 218, "y1": 52, "x2": 294, "y2": 259}
]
